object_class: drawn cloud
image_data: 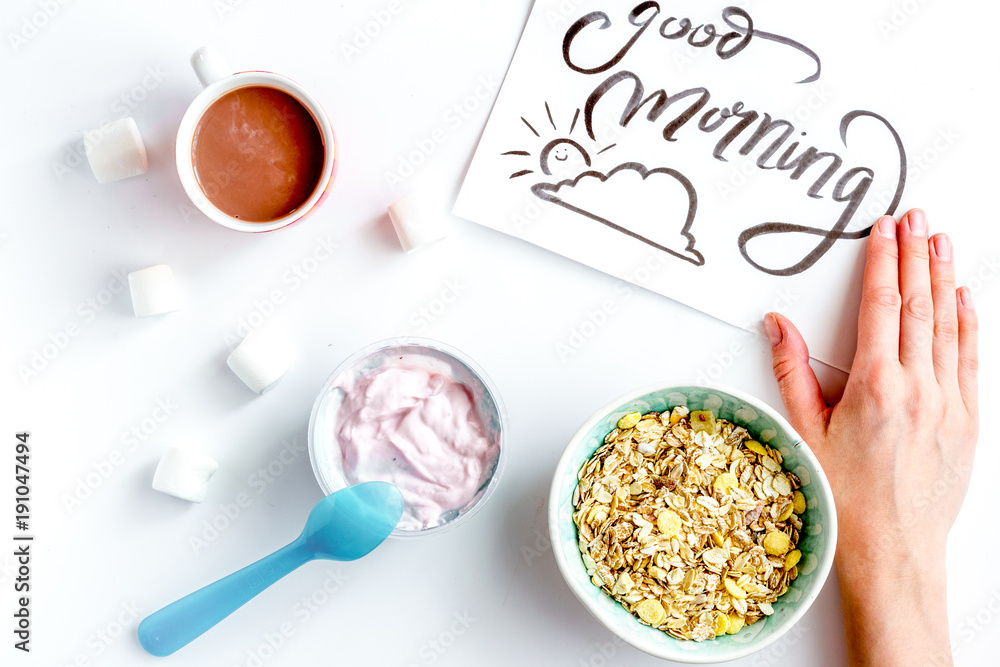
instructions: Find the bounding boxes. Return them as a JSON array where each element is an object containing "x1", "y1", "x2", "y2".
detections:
[{"x1": 530, "y1": 162, "x2": 704, "y2": 266}]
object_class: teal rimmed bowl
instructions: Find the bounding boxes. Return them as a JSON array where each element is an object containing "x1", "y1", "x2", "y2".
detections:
[{"x1": 548, "y1": 385, "x2": 836, "y2": 663}]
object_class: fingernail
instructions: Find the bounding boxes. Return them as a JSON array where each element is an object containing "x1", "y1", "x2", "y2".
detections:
[
  {"x1": 933, "y1": 234, "x2": 951, "y2": 261},
  {"x1": 764, "y1": 313, "x2": 782, "y2": 346},
  {"x1": 878, "y1": 216, "x2": 896, "y2": 239},
  {"x1": 908, "y1": 210, "x2": 927, "y2": 236},
  {"x1": 959, "y1": 287, "x2": 974, "y2": 310}
]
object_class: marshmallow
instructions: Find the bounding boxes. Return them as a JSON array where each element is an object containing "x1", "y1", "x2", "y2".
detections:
[
  {"x1": 84, "y1": 117, "x2": 148, "y2": 184},
  {"x1": 226, "y1": 326, "x2": 295, "y2": 394},
  {"x1": 128, "y1": 264, "x2": 182, "y2": 318},
  {"x1": 152, "y1": 446, "x2": 219, "y2": 503},
  {"x1": 387, "y1": 191, "x2": 448, "y2": 253}
]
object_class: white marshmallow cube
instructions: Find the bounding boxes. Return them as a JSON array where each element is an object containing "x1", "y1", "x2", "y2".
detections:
[
  {"x1": 128, "y1": 264, "x2": 182, "y2": 318},
  {"x1": 227, "y1": 326, "x2": 295, "y2": 394},
  {"x1": 152, "y1": 446, "x2": 219, "y2": 503},
  {"x1": 84, "y1": 117, "x2": 148, "y2": 184},
  {"x1": 387, "y1": 191, "x2": 448, "y2": 253}
]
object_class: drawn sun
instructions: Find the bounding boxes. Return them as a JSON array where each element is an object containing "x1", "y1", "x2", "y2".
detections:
[{"x1": 502, "y1": 102, "x2": 616, "y2": 181}]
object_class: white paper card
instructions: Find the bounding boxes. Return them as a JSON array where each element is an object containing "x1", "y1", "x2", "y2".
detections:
[{"x1": 455, "y1": 0, "x2": 993, "y2": 371}]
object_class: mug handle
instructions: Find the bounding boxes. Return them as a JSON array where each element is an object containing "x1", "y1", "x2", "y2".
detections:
[{"x1": 191, "y1": 46, "x2": 233, "y2": 88}]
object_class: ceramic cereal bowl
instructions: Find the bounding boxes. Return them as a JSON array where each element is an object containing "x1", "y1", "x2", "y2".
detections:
[{"x1": 548, "y1": 385, "x2": 836, "y2": 663}]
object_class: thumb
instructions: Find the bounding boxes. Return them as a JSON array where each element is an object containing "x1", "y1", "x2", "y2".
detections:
[{"x1": 765, "y1": 313, "x2": 828, "y2": 442}]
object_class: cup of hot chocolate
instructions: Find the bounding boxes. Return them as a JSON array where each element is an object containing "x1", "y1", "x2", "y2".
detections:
[{"x1": 176, "y1": 46, "x2": 337, "y2": 232}]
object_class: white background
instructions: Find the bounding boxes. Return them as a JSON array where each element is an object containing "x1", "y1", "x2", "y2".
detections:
[{"x1": 1, "y1": 1, "x2": 997, "y2": 666}]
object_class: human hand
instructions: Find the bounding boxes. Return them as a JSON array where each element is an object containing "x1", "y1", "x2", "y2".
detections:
[{"x1": 764, "y1": 209, "x2": 978, "y2": 666}]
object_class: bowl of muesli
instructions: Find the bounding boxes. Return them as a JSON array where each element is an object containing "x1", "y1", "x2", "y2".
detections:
[{"x1": 548, "y1": 385, "x2": 836, "y2": 663}]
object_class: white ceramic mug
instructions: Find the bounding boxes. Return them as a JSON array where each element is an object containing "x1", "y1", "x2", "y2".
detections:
[{"x1": 175, "y1": 46, "x2": 337, "y2": 233}]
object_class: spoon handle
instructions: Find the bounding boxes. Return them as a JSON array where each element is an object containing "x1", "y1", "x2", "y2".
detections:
[{"x1": 138, "y1": 538, "x2": 312, "y2": 657}]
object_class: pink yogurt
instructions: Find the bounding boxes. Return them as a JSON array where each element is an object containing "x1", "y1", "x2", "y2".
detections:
[{"x1": 334, "y1": 355, "x2": 500, "y2": 530}]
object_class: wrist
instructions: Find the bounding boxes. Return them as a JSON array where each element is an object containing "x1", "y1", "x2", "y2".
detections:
[
  {"x1": 835, "y1": 539, "x2": 952, "y2": 667},
  {"x1": 836, "y1": 532, "x2": 947, "y2": 589}
]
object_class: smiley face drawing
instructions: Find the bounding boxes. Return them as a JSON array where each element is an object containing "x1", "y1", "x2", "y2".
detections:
[
  {"x1": 502, "y1": 103, "x2": 613, "y2": 182},
  {"x1": 539, "y1": 138, "x2": 591, "y2": 179}
]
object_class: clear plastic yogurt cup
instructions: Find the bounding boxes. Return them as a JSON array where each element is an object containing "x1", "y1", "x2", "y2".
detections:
[{"x1": 308, "y1": 337, "x2": 507, "y2": 539}]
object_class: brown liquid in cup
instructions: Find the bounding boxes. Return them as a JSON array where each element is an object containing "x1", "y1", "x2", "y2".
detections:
[{"x1": 192, "y1": 86, "x2": 325, "y2": 223}]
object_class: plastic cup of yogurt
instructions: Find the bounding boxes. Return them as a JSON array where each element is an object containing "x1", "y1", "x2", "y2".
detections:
[{"x1": 308, "y1": 337, "x2": 507, "y2": 538}]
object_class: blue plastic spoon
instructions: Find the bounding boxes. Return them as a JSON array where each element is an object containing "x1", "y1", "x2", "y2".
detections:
[{"x1": 138, "y1": 481, "x2": 404, "y2": 657}]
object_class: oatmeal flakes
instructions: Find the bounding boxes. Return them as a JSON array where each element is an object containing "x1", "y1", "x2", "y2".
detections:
[{"x1": 573, "y1": 410, "x2": 805, "y2": 641}]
